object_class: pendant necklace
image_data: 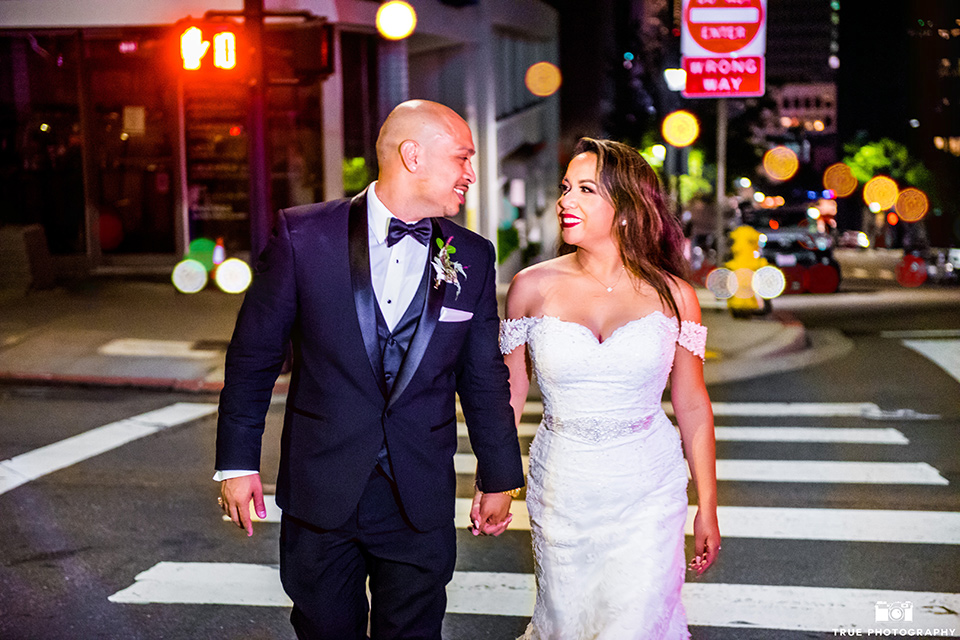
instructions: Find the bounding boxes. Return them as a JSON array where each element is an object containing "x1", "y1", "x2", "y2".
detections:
[{"x1": 578, "y1": 256, "x2": 625, "y2": 293}]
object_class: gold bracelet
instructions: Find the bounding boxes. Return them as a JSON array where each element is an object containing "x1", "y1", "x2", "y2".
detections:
[{"x1": 475, "y1": 478, "x2": 522, "y2": 498}]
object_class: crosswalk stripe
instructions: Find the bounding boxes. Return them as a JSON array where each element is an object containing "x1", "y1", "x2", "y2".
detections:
[
  {"x1": 108, "y1": 562, "x2": 960, "y2": 636},
  {"x1": 240, "y1": 496, "x2": 960, "y2": 545},
  {"x1": 458, "y1": 401, "x2": 937, "y2": 420},
  {"x1": 458, "y1": 423, "x2": 911, "y2": 444},
  {"x1": 0, "y1": 402, "x2": 218, "y2": 496},
  {"x1": 452, "y1": 454, "x2": 948, "y2": 484},
  {"x1": 713, "y1": 426, "x2": 909, "y2": 443},
  {"x1": 714, "y1": 459, "x2": 948, "y2": 484}
]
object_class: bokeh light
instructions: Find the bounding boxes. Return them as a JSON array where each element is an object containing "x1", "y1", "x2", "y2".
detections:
[
  {"x1": 214, "y1": 258, "x2": 253, "y2": 294},
  {"x1": 895, "y1": 187, "x2": 929, "y2": 222},
  {"x1": 661, "y1": 111, "x2": 699, "y2": 147},
  {"x1": 186, "y1": 237, "x2": 216, "y2": 271},
  {"x1": 863, "y1": 175, "x2": 898, "y2": 210},
  {"x1": 172, "y1": 259, "x2": 209, "y2": 294},
  {"x1": 762, "y1": 146, "x2": 799, "y2": 181},
  {"x1": 706, "y1": 268, "x2": 737, "y2": 300},
  {"x1": 525, "y1": 61, "x2": 562, "y2": 97},
  {"x1": 823, "y1": 162, "x2": 857, "y2": 197},
  {"x1": 99, "y1": 213, "x2": 124, "y2": 251},
  {"x1": 752, "y1": 265, "x2": 786, "y2": 299},
  {"x1": 896, "y1": 255, "x2": 927, "y2": 288},
  {"x1": 376, "y1": 1, "x2": 417, "y2": 40},
  {"x1": 887, "y1": 212, "x2": 899, "y2": 226},
  {"x1": 732, "y1": 268, "x2": 757, "y2": 299}
]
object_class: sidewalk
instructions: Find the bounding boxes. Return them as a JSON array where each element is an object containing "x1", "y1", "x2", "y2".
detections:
[{"x1": 0, "y1": 277, "x2": 817, "y2": 393}]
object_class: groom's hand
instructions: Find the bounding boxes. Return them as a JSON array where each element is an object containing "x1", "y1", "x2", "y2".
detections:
[
  {"x1": 220, "y1": 475, "x2": 267, "y2": 537},
  {"x1": 472, "y1": 491, "x2": 514, "y2": 537}
]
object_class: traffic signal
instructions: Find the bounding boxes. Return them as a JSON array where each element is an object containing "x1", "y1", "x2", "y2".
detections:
[{"x1": 178, "y1": 22, "x2": 241, "y2": 72}]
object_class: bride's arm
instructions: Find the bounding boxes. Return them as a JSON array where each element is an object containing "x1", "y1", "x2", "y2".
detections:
[
  {"x1": 503, "y1": 273, "x2": 535, "y2": 427},
  {"x1": 469, "y1": 270, "x2": 535, "y2": 535},
  {"x1": 669, "y1": 280, "x2": 720, "y2": 575}
]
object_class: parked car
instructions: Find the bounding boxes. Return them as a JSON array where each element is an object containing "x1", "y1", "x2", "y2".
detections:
[{"x1": 741, "y1": 205, "x2": 841, "y2": 294}]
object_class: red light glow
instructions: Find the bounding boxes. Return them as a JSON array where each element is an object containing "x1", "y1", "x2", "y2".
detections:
[{"x1": 887, "y1": 212, "x2": 899, "y2": 226}]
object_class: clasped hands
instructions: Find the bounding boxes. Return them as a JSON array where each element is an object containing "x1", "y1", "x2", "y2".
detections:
[{"x1": 468, "y1": 489, "x2": 514, "y2": 537}]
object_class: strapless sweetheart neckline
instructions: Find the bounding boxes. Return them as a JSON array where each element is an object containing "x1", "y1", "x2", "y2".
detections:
[{"x1": 526, "y1": 310, "x2": 675, "y2": 345}]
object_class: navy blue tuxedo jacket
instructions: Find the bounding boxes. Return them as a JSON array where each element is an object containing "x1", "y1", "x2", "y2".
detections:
[{"x1": 215, "y1": 189, "x2": 524, "y2": 531}]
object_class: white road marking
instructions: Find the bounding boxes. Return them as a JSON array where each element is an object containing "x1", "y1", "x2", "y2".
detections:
[
  {"x1": 713, "y1": 426, "x2": 909, "y2": 444},
  {"x1": 714, "y1": 459, "x2": 948, "y2": 485},
  {"x1": 98, "y1": 339, "x2": 221, "y2": 359},
  {"x1": 108, "y1": 563, "x2": 960, "y2": 636},
  {"x1": 902, "y1": 339, "x2": 960, "y2": 384},
  {"x1": 466, "y1": 401, "x2": 937, "y2": 420},
  {"x1": 690, "y1": 506, "x2": 960, "y2": 545},
  {"x1": 0, "y1": 403, "x2": 218, "y2": 496},
  {"x1": 679, "y1": 402, "x2": 937, "y2": 420},
  {"x1": 108, "y1": 562, "x2": 292, "y2": 607},
  {"x1": 235, "y1": 496, "x2": 960, "y2": 545},
  {"x1": 882, "y1": 329, "x2": 960, "y2": 339},
  {"x1": 683, "y1": 583, "x2": 960, "y2": 634},
  {"x1": 458, "y1": 424, "x2": 909, "y2": 444},
  {"x1": 453, "y1": 454, "x2": 948, "y2": 485}
]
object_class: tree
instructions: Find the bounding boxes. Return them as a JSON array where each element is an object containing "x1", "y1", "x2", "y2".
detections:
[{"x1": 843, "y1": 135, "x2": 937, "y2": 202}]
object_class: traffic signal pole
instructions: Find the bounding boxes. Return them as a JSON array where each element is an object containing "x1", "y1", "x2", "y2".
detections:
[{"x1": 245, "y1": 0, "x2": 271, "y2": 260}]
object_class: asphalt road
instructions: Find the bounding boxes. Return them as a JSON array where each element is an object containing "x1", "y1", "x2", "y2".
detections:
[{"x1": 1, "y1": 294, "x2": 959, "y2": 639}]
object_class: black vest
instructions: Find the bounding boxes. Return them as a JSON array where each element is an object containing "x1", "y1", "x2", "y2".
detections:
[{"x1": 373, "y1": 261, "x2": 430, "y2": 475}]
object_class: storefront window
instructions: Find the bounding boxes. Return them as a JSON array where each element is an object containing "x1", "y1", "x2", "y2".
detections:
[{"x1": 0, "y1": 33, "x2": 85, "y2": 255}]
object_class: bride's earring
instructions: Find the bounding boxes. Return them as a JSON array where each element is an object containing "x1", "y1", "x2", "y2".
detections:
[{"x1": 620, "y1": 219, "x2": 627, "y2": 227}]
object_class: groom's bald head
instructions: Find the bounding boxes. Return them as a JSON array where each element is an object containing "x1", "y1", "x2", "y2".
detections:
[
  {"x1": 376, "y1": 100, "x2": 466, "y2": 169},
  {"x1": 373, "y1": 100, "x2": 476, "y2": 221}
]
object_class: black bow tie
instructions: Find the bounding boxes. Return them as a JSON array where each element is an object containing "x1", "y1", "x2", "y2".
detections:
[{"x1": 386, "y1": 217, "x2": 432, "y2": 247}]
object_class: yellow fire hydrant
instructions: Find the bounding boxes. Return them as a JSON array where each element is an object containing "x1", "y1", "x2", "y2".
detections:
[{"x1": 724, "y1": 225, "x2": 769, "y2": 314}]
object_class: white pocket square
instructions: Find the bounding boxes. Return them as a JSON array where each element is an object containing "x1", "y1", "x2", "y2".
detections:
[{"x1": 439, "y1": 307, "x2": 473, "y2": 322}]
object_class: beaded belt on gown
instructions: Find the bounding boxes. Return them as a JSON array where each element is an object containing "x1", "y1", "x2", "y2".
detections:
[{"x1": 541, "y1": 413, "x2": 658, "y2": 444}]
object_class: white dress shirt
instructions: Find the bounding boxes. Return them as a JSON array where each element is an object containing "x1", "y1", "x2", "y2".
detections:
[{"x1": 214, "y1": 182, "x2": 429, "y2": 481}]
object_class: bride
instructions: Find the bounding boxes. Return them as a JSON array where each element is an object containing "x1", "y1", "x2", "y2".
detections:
[{"x1": 490, "y1": 138, "x2": 720, "y2": 638}]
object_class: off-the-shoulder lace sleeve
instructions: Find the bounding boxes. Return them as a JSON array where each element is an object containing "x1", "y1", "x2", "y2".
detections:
[
  {"x1": 677, "y1": 320, "x2": 707, "y2": 362},
  {"x1": 500, "y1": 317, "x2": 534, "y2": 355}
]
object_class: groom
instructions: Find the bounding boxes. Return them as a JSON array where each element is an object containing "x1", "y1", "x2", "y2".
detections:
[{"x1": 214, "y1": 100, "x2": 525, "y2": 639}]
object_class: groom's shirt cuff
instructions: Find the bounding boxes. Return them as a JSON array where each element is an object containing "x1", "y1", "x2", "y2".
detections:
[{"x1": 213, "y1": 470, "x2": 259, "y2": 481}]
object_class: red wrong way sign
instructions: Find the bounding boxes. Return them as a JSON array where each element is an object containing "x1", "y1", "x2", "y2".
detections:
[
  {"x1": 682, "y1": 0, "x2": 766, "y2": 57},
  {"x1": 683, "y1": 56, "x2": 764, "y2": 98},
  {"x1": 681, "y1": 0, "x2": 766, "y2": 98}
]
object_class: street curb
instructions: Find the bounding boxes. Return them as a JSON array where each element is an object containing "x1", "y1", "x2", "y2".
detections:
[{"x1": 0, "y1": 371, "x2": 222, "y2": 394}]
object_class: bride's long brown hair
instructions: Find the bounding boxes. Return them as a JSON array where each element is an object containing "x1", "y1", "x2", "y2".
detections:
[{"x1": 562, "y1": 137, "x2": 689, "y2": 322}]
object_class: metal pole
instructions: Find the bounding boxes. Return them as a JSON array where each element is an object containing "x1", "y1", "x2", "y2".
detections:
[
  {"x1": 245, "y1": 0, "x2": 271, "y2": 260},
  {"x1": 715, "y1": 97, "x2": 728, "y2": 263}
]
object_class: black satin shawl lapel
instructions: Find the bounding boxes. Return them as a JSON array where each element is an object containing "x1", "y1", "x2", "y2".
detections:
[
  {"x1": 388, "y1": 218, "x2": 445, "y2": 408},
  {"x1": 347, "y1": 189, "x2": 385, "y2": 394}
]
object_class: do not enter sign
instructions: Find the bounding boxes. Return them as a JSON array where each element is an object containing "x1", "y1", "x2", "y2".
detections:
[
  {"x1": 681, "y1": 0, "x2": 766, "y2": 98},
  {"x1": 682, "y1": 0, "x2": 767, "y2": 58}
]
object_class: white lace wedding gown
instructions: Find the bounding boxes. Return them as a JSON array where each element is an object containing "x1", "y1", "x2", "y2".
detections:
[{"x1": 500, "y1": 312, "x2": 707, "y2": 640}]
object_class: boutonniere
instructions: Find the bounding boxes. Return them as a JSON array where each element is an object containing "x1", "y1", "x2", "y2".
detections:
[{"x1": 432, "y1": 236, "x2": 467, "y2": 298}]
